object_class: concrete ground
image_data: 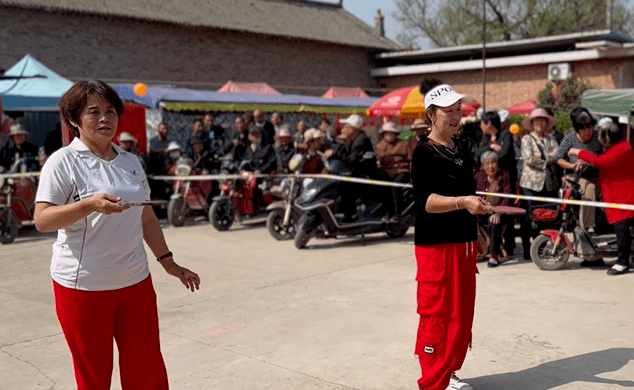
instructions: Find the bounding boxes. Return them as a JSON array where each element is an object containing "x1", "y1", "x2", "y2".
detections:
[{"x1": 1, "y1": 220, "x2": 633, "y2": 390}]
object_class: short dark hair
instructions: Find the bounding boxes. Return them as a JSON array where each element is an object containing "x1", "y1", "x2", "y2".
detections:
[
  {"x1": 158, "y1": 121, "x2": 168, "y2": 128},
  {"x1": 570, "y1": 107, "x2": 596, "y2": 132},
  {"x1": 242, "y1": 112, "x2": 253, "y2": 123},
  {"x1": 59, "y1": 80, "x2": 124, "y2": 138},
  {"x1": 598, "y1": 122, "x2": 623, "y2": 147},
  {"x1": 319, "y1": 118, "x2": 331, "y2": 126},
  {"x1": 481, "y1": 111, "x2": 501, "y2": 131},
  {"x1": 204, "y1": 112, "x2": 215, "y2": 118},
  {"x1": 272, "y1": 112, "x2": 283, "y2": 121},
  {"x1": 419, "y1": 77, "x2": 443, "y2": 96}
]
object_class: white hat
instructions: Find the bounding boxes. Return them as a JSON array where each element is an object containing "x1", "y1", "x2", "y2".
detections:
[
  {"x1": 9, "y1": 123, "x2": 29, "y2": 137},
  {"x1": 304, "y1": 128, "x2": 325, "y2": 143},
  {"x1": 598, "y1": 117, "x2": 613, "y2": 127},
  {"x1": 498, "y1": 109, "x2": 510, "y2": 123},
  {"x1": 380, "y1": 122, "x2": 400, "y2": 133},
  {"x1": 339, "y1": 114, "x2": 363, "y2": 129},
  {"x1": 165, "y1": 141, "x2": 181, "y2": 153},
  {"x1": 118, "y1": 132, "x2": 137, "y2": 143},
  {"x1": 424, "y1": 84, "x2": 468, "y2": 109}
]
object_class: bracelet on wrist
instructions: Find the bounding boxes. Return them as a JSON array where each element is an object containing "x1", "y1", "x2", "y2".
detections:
[
  {"x1": 454, "y1": 197, "x2": 460, "y2": 210},
  {"x1": 157, "y1": 251, "x2": 173, "y2": 262}
]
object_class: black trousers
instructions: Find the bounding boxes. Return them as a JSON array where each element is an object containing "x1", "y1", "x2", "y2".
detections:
[
  {"x1": 479, "y1": 215, "x2": 509, "y2": 256},
  {"x1": 614, "y1": 217, "x2": 634, "y2": 267},
  {"x1": 391, "y1": 172, "x2": 410, "y2": 216}
]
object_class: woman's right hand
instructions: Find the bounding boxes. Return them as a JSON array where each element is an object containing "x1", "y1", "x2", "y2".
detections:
[
  {"x1": 89, "y1": 194, "x2": 128, "y2": 214},
  {"x1": 459, "y1": 196, "x2": 492, "y2": 215}
]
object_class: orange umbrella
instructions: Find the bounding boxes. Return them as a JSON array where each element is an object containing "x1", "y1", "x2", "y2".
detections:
[{"x1": 366, "y1": 86, "x2": 425, "y2": 119}]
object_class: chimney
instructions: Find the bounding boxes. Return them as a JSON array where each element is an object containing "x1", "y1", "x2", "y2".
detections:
[
  {"x1": 606, "y1": 0, "x2": 613, "y2": 30},
  {"x1": 338, "y1": 0, "x2": 343, "y2": 7},
  {"x1": 374, "y1": 9, "x2": 385, "y2": 37}
]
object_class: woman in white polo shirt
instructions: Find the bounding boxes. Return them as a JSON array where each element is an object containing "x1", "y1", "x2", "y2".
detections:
[{"x1": 34, "y1": 80, "x2": 200, "y2": 390}]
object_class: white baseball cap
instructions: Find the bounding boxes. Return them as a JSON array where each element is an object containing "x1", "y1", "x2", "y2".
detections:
[
  {"x1": 380, "y1": 122, "x2": 400, "y2": 133},
  {"x1": 339, "y1": 114, "x2": 363, "y2": 129},
  {"x1": 424, "y1": 84, "x2": 468, "y2": 109},
  {"x1": 497, "y1": 109, "x2": 510, "y2": 123}
]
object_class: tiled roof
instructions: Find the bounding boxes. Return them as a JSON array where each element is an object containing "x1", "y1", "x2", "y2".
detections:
[{"x1": 0, "y1": 0, "x2": 399, "y2": 50}]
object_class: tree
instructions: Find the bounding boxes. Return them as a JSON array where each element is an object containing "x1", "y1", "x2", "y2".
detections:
[
  {"x1": 538, "y1": 77, "x2": 593, "y2": 133},
  {"x1": 393, "y1": 0, "x2": 634, "y2": 48}
]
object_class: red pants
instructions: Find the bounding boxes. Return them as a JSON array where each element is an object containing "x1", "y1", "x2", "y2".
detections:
[
  {"x1": 53, "y1": 275, "x2": 169, "y2": 390},
  {"x1": 415, "y1": 242, "x2": 477, "y2": 390}
]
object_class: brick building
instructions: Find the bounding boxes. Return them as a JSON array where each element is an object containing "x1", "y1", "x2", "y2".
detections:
[
  {"x1": 372, "y1": 31, "x2": 634, "y2": 110},
  {"x1": 0, "y1": 0, "x2": 398, "y2": 95}
]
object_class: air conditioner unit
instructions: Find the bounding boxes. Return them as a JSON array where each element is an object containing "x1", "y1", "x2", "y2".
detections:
[{"x1": 548, "y1": 63, "x2": 571, "y2": 81}]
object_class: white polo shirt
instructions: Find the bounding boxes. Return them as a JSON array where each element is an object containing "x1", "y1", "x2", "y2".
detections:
[{"x1": 36, "y1": 138, "x2": 151, "y2": 291}]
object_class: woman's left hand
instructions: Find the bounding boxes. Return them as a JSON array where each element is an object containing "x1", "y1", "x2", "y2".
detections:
[
  {"x1": 161, "y1": 258, "x2": 200, "y2": 292},
  {"x1": 489, "y1": 213, "x2": 501, "y2": 224},
  {"x1": 490, "y1": 143, "x2": 502, "y2": 152},
  {"x1": 568, "y1": 148, "x2": 581, "y2": 157}
]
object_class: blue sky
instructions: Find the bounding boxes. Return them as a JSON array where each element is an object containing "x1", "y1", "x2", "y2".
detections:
[{"x1": 321, "y1": 0, "x2": 410, "y2": 46}]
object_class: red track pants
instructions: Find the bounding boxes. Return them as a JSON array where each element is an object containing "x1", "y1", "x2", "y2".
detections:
[
  {"x1": 415, "y1": 241, "x2": 477, "y2": 390},
  {"x1": 53, "y1": 275, "x2": 169, "y2": 390}
]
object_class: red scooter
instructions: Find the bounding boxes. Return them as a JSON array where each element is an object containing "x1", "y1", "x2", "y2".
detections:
[
  {"x1": 0, "y1": 157, "x2": 37, "y2": 244},
  {"x1": 209, "y1": 169, "x2": 278, "y2": 231}
]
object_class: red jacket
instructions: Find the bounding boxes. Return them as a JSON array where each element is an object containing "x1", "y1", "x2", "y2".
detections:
[{"x1": 578, "y1": 141, "x2": 634, "y2": 224}]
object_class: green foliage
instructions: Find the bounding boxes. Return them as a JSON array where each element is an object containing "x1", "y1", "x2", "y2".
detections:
[
  {"x1": 509, "y1": 115, "x2": 525, "y2": 128},
  {"x1": 554, "y1": 111, "x2": 572, "y2": 134},
  {"x1": 393, "y1": 0, "x2": 634, "y2": 47}
]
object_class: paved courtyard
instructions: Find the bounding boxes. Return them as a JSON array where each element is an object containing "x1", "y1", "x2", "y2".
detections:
[{"x1": 1, "y1": 221, "x2": 633, "y2": 390}]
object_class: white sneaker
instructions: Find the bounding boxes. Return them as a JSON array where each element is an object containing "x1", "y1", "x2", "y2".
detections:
[{"x1": 446, "y1": 373, "x2": 473, "y2": 390}]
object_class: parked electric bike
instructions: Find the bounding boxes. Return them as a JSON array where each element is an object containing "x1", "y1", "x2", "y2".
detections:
[
  {"x1": 0, "y1": 157, "x2": 37, "y2": 244},
  {"x1": 209, "y1": 160, "x2": 281, "y2": 231},
  {"x1": 293, "y1": 159, "x2": 415, "y2": 249},
  {"x1": 530, "y1": 169, "x2": 631, "y2": 270},
  {"x1": 167, "y1": 156, "x2": 222, "y2": 227}
]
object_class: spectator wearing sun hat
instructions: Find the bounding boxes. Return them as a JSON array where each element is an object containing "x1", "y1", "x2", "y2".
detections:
[
  {"x1": 377, "y1": 121, "x2": 410, "y2": 221},
  {"x1": 274, "y1": 126, "x2": 296, "y2": 172},
  {"x1": 0, "y1": 123, "x2": 39, "y2": 171}
]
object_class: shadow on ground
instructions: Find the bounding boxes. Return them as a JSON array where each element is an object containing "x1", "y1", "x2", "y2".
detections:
[{"x1": 469, "y1": 348, "x2": 634, "y2": 390}]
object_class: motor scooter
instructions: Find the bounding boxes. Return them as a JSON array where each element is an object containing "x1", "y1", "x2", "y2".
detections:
[
  {"x1": 265, "y1": 154, "x2": 308, "y2": 240},
  {"x1": 293, "y1": 159, "x2": 415, "y2": 249},
  {"x1": 530, "y1": 169, "x2": 633, "y2": 270},
  {"x1": 167, "y1": 156, "x2": 222, "y2": 227},
  {"x1": 0, "y1": 157, "x2": 37, "y2": 244},
  {"x1": 209, "y1": 160, "x2": 281, "y2": 231}
]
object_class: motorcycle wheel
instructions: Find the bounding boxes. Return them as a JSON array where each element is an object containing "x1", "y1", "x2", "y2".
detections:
[
  {"x1": 530, "y1": 234, "x2": 570, "y2": 270},
  {"x1": 210, "y1": 200, "x2": 234, "y2": 231},
  {"x1": 294, "y1": 226, "x2": 313, "y2": 249},
  {"x1": 167, "y1": 198, "x2": 187, "y2": 227},
  {"x1": 0, "y1": 213, "x2": 18, "y2": 244},
  {"x1": 385, "y1": 224, "x2": 409, "y2": 239},
  {"x1": 266, "y1": 209, "x2": 297, "y2": 241}
]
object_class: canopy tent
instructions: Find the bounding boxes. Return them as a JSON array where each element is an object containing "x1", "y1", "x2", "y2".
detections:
[
  {"x1": 0, "y1": 54, "x2": 73, "y2": 111},
  {"x1": 322, "y1": 87, "x2": 369, "y2": 99},
  {"x1": 506, "y1": 98, "x2": 537, "y2": 116},
  {"x1": 581, "y1": 89, "x2": 634, "y2": 123},
  {"x1": 367, "y1": 86, "x2": 479, "y2": 119},
  {"x1": 113, "y1": 84, "x2": 376, "y2": 114},
  {"x1": 217, "y1": 81, "x2": 281, "y2": 95}
]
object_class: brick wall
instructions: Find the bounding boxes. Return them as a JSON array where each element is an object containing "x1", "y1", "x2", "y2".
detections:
[
  {"x1": 0, "y1": 6, "x2": 378, "y2": 95},
  {"x1": 377, "y1": 58, "x2": 634, "y2": 110}
]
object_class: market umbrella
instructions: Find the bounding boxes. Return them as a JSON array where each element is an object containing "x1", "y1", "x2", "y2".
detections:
[
  {"x1": 367, "y1": 86, "x2": 477, "y2": 119},
  {"x1": 506, "y1": 98, "x2": 537, "y2": 116}
]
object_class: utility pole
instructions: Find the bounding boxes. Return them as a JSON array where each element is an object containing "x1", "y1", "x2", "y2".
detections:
[
  {"x1": 482, "y1": 0, "x2": 486, "y2": 113},
  {"x1": 606, "y1": 0, "x2": 613, "y2": 30}
]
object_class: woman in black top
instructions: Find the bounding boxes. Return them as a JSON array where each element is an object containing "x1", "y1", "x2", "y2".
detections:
[{"x1": 411, "y1": 85, "x2": 491, "y2": 390}]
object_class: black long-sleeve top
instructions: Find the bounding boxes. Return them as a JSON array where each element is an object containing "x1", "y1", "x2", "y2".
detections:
[{"x1": 411, "y1": 139, "x2": 477, "y2": 246}]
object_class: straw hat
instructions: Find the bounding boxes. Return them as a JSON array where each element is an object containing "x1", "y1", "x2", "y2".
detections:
[
  {"x1": 303, "y1": 128, "x2": 325, "y2": 143},
  {"x1": 411, "y1": 118, "x2": 429, "y2": 130}
]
